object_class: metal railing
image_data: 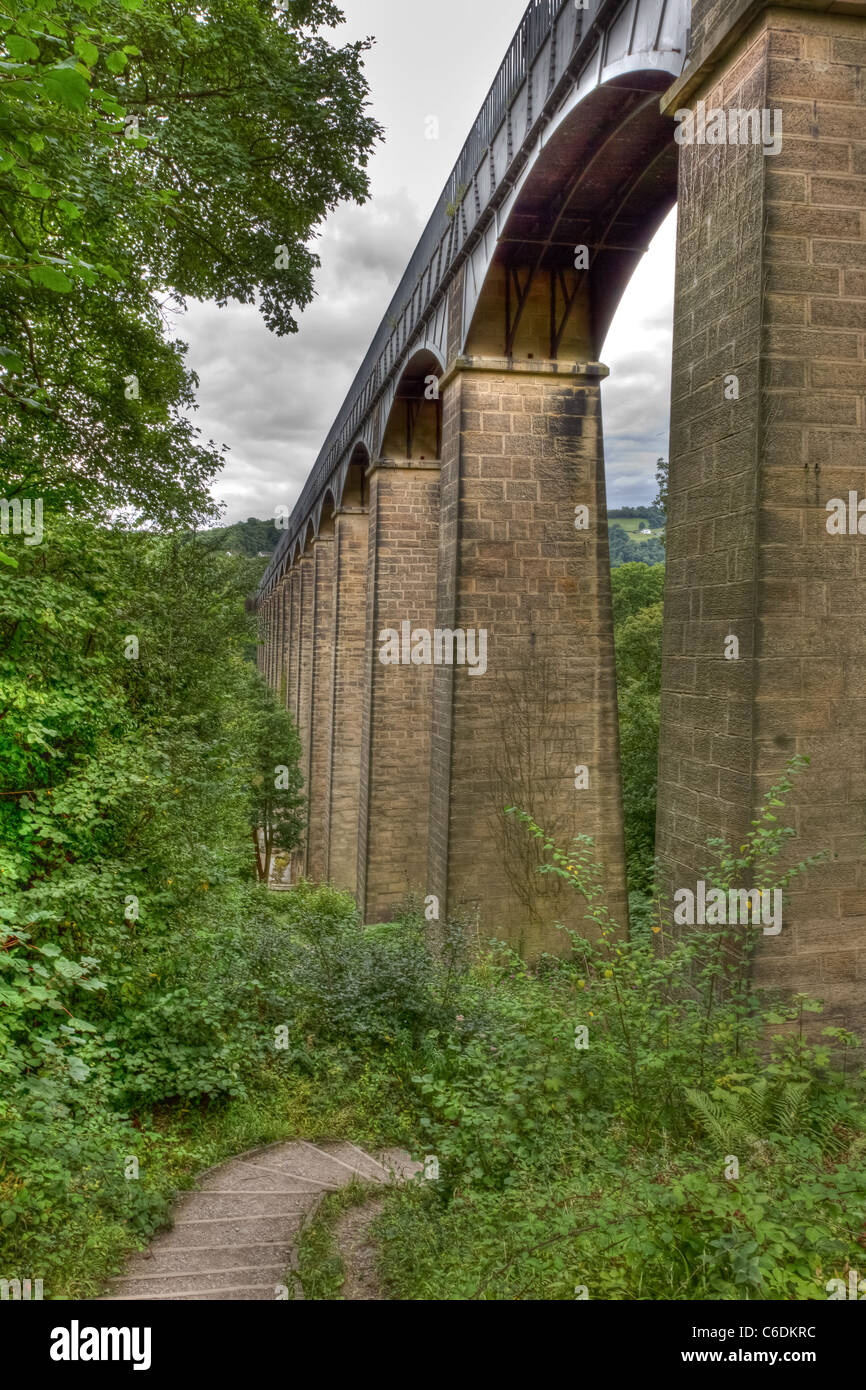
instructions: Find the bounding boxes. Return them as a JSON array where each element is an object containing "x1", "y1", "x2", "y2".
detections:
[{"x1": 261, "y1": 0, "x2": 589, "y2": 592}]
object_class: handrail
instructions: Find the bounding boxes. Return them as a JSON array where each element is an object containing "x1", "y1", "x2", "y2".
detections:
[{"x1": 259, "y1": 0, "x2": 583, "y2": 593}]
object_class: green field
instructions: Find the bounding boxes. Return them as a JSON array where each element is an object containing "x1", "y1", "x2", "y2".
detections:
[{"x1": 610, "y1": 515, "x2": 665, "y2": 543}]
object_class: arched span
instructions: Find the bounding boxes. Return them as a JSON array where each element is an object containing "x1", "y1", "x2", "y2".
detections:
[
  {"x1": 463, "y1": 82, "x2": 680, "y2": 361},
  {"x1": 313, "y1": 485, "x2": 339, "y2": 538},
  {"x1": 341, "y1": 441, "x2": 371, "y2": 509},
  {"x1": 377, "y1": 349, "x2": 444, "y2": 462},
  {"x1": 257, "y1": 0, "x2": 689, "y2": 603},
  {"x1": 281, "y1": 519, "x2": 315, "y2": 572}
]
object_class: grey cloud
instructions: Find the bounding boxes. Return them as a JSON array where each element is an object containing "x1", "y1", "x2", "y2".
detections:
[
  {"x1": 179, "y1": 190, "x2": 426, "y2": 522},
  {"x1": 602, "y1": 349, "x2": 671, "y2": 509}
]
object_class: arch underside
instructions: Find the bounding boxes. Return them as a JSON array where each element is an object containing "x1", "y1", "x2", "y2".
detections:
[
  {"x1": 380, "y1": 349, "x2": 444, "y2": 462},
  {"x1": 280, "y1": 73, "x2": 679, "y2": 578},
  {"x1": 464, "y1": 72, "x2": 679, "y2": 360},
  {"x1": 260, "y1": 0, "x2": 688, "y2": 597}
]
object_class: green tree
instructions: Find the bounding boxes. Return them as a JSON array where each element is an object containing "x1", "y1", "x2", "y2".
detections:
[
  {"x1": 0, "y1": 514, "x2": 308, "y2": 1281},
  {"x1": 608, "y1": 522, "x2": 665, "y2": 568},
  {"x1": 615, "y1": 599, "x2": 663, "y2": 690},
  {"x1": 247, "y1": 678, "x2": 305, "y2": 880},
  {"x1": 611, "y1": 566, "x2": 665, "y2": 893},
  {"x1": 1, "y1": 0, "x2": 380, "y2": 523},
  {"x1": 653, "y1": 456, "x2": 669, "y2": 523},
  {"x1": 207, "y1": 516, "x2": 282, "y2": 556},
  {"x1": 615, "y1": 601, "x2": 663, "y2": 891},
  {"x1": 610, "y1": 560, "x2": 665, "y2": 628},
  {"x1": 0, "y1": 513, "x2": 308, "y2": 1118}
]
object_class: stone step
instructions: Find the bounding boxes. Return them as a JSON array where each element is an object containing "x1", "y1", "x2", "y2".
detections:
[
  {"x1": 106, "y1": 1284, "x2": 283, "y2": 1302},
  {"x1": 293, "y1": 1140, "x2": 378, "y2": 1183},
  {"x1": 375, "y1": 1147, "x2": 424, "y2": 1182},
  {"x1": 174, "y1": 1191, "x2": 317, "y2": 1221},
  {"x1": 109, "y1": 1264, "x2": 288, "y2": 1298},
  {"x1": 199, "y1": 1160, "x2": 331, "y2": 1194},
  {"x1": 102, "y1": 1138, "x2": 410, "y2": 1301},
  {"x1": 145, "y1": 1214, "x2": 304, "y2": 1248},
  {"x1": 118, "y1": 1242, "x2": 295, "y2": 1278},
  {"x1": 235, "y1": 1141, "x2": 361, "y2": 1188},
  {"x1": 314, "y1": 1141, "x2": 390, "y2": 1184}
]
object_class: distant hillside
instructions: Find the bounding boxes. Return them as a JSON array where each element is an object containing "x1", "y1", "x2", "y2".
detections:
[
  {"x1": 203, "y1": 510, "x2": 665, "y2": 569},
  {"x1": 607, "y1": 505, "x2": 665, "y2": 568},
  {"x1": 608, "y1": 505, "x2": 665, "y2": 530},
  {"x1": 205, "y1": 517, "x2": 280, "y2": 557}
]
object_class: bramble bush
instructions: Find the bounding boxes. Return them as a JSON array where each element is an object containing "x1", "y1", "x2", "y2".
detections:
[
  {"x1": 3, "y1": 515, "x2": 863, "y2": 1302},
  {"x1": 0, "y1": 513, "x2": 307, "y2": 1289},
  {"x1": 0, "y1": 0, "x2": 384, "y2": 1297},
  {"x1": 371, "y1": 761, "x2": 866, "y2": 1299}
]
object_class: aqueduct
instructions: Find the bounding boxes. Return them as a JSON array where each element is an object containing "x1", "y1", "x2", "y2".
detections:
[{"x1": 257, "y1": 0, "x2": 866, "y2": 1031}]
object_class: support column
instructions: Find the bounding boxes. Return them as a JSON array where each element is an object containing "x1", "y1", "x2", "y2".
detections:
[
  {"x1": 265, "y1": 593, "x2": 276, "y2": 690},
  {"x1": 358, "y1": 460, "x2": 441, "y2": 921},
  {"x1": 275, "y1": 578, "x2": 288, "y2": 705},
  {"x1": 657, "y1": 1, "x2": 866, "y2": 1031},
  {"x1": 285, "y1": 567, "x2": 300, "y2": 721},
  {"x1": 429, "y1": 358, "x2": 628, "y2": 956},
  {"x1": 325, "y1": 508, "x2": 369, "y2": 894},
  {"x1": 279, "y1": 571, "x2": 292, "y2": 707},
  {"x1": 295, "y1": 552, "x2": 315, "y2": 874},
  {"x1": 271, "y1": 592, "x2": 280, "y2": 692},
  {"x1": 256, "y1": 595, "x2": 266, "y2": 676},
  {"x1": 307, "y1": 533, "x2": 335, "y2": 882}
]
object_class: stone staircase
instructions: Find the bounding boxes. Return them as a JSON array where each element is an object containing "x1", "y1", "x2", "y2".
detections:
[{"x1": 102, "y1": 1140, "x2": 419, "y2": 1301}]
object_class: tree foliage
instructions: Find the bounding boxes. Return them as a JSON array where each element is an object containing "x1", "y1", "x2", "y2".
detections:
[
  {"x1": 0, "y1": 0, "x2": 380, "y2": 522},
  {"x1": 610, "y1": 564, "x2": 664, "y2": 893},
  {"x1": 610, "y1": 557, "x2": 664, "y2": 629},
  {"x1": 0, "y1": 0, "x2": 373, "y2": 1289},
  {"x1": 206, "y1": 515, "x2": 281, "y2": 556},
  {"x1": 608, "y1": 504, "x2": 665, "y2": 529},
  {"x1": 251, "y1": 679, "x2": 304, "y2": 880},
  {"x1": 653, "y1": 455, "x2": 669, "y2": 522},
  {"x1": 0, "y1": 515, "x2": 305, "y2": 1275},
  {"x1": 608, "y1": 522, "x2": 665, "y2": 568}
]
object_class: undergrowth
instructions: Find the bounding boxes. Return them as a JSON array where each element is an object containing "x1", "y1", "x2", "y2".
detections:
[{"x1": 5, "y1": 759, "x2": 864, "y2": 1301}]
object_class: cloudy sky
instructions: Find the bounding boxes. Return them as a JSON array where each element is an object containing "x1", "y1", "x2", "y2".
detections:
[{"x1": 180, "y1": 0, "x2": 675, "y2": 524}]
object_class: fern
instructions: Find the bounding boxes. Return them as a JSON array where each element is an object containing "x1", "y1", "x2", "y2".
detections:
[{"x1": 685, "y1": 1078, "x2": 844, "y2": 1158}]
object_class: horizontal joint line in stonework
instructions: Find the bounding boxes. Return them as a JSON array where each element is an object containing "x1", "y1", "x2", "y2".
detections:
[
  {"x1": 439, "y1": 357, "x2": 609, "y2": 390},
  {"x1": 366, "y1": 459, "x2": 442, "y2": 473}
]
